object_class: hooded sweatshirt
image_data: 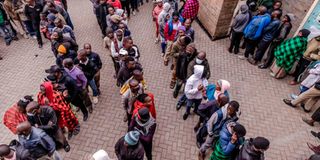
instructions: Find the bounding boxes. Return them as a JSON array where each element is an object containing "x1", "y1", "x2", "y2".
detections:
[
  {"x1": 158, "y1": 3, "x2": 171, "y2": 26},
  {"x1": 184, "y1": 65, "x2": 208, "y2": 99},
  {"x1": 232, "y1": 4, "x2": 250, "y2": 33},
  {"x1": 235, "y1": 138, "x2": 265, "y2": 160}
]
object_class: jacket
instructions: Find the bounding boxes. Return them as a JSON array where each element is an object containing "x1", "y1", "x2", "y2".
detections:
[
  {"x1": 164, "y1": 19, "x2": 182, "y2": 41},
  {"x1": 303, "y1": 37, "x2": 320, "y2": 61},
  {"x1": 184, "y1": 65, "x2": 208, "y2": 99},
  {"x1": 88, "y1": 51, "x2": 103, "y2": 70},
  {"x1": 206, "y1": 105, "x2": 228, "y2": 135},
  {"x1": 181, "y1": 0, "x2": 199, "y2": 19},
  {"x1": 231, "y1": 4, "x2": 250, "y2": 33},
  {"x1": 301, "y1": 63, "x2": 320, "y2": 88},
  {"x1": 114, "y1": 137, "x2": 145, "y2": 160},
  {"x1": 187, "y1": 58, "x2": 210, "y2": 79},
  {"x1": 3, "y1": 104, "x2": 27, "y2": 134},
  {"x1": 96, "y1": 3, "x2": 109, "y2": 28},
  {"x1": 235, "y1": 138, "x2": 265, "y2": 160},
  {"x1": 51, "y1": 36, "x2": 78, "y2": 57},
  {"x1": 55, "y1": 72, "x2": 80, "y2": 103},
  {"x1": 127, "y1": 45, "x2": 140, "y2": 61},
  {"x1": 261, "y1": 18, "x2": 281, "y2": 42},
  {"x1": 198, "y1": 100, "x2": 220, "y2": 121},
  {"x1": 243, "y1": 13, "x2": 271, "y2": 40},
  {"x1": 176, "y1": 51, "x2": 196, "y2": 81},
  {"x1": 18, "y1": 127, "x2": 56, "y2": 159},
  {"x1": 117, "y1": 62, "x2": 143, "y2": 86},
  {"x1": 78, "y1": 58, "x2": 99, "y2": 81},
  {"x1": 24, "y1": 3, "x2": 43, "y2": 26},
  {"x1": 0, "y1": 3, "x2": 9, "y2": 25},
  {"x1": 8, "y1": 139, "x2": 33, "y2": 160},
  {"x1": 273, "y1": 22, "x2": 292, "y2": 43},
  {"x1": 218, "y1": 122, "x2": 243, "y2": 156},
  {"x1": 27, "y1": 106, "x2": 58, "y2": 136},
  {"x1": 129, "y1": 115, "x2": 157, "y2": 143},
  {"x1": 121, "y1": 86, "x2": 144, "y2": 114},
  {"x1": 132, "y1": 93, "x2": 157, "y2": 119}
]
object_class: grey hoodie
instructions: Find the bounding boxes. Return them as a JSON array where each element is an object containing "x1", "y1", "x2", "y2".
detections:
[{"x1": 232, "y1": 4, "x2": 250, "y2": 33}]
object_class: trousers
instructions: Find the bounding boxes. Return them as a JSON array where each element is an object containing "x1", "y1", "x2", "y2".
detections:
[{"x1": 292, "y1": 86, "x2": 320, "y2": 111}]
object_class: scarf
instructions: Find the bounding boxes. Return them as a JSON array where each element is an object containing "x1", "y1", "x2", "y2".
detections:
[{"x1": 134, "y1": 115, "x2": 156, "y2": 135}]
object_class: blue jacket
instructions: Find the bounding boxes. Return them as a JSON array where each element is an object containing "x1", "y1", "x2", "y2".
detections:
[
  {"x1": 244, "y1": 14, "x2": 271, "y2": 40},
  {"x1": 261, "y1": 19, "x2": 281, "y2": 42},
  {"x1": 219, "y1": 123, "x2": 243, "y2": 155},
  {"x1": 19, "y1": 127, "x2": 56, "y2": 159}
]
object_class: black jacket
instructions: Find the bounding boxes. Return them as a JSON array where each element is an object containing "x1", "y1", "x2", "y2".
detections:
[
  {"x1": 78, "y1": 58, "x2": 98, "y2": 81},
  {"x1": 88, "y1": 51, "x2": 102, "y2": 70},
  {"x1": 274, "y1": 22, "x2": 292, "y2": 43},
  {"x1": 55, "y1": 72, "x2": 80, "y2": 103},
  {"x1": 117, "y1": 62, "x2": 143, "y2": 86},
  {"x1": 176, "y1": 52, "x2": 196, "y2": 81},
  {"x1": 96, "y1": 3, "x2": 109, "y2": 28},
  {"x1": 115, "y1": 137, "x2": 145, "y2": 160},
  {"x1": 51, "y1": 37, "x2": 78, "y2": 57},
  {"x1": 236, "y1": 138, "x2": 265, "y2": 160},
  {"x1": 24, "y1": 3, "x2": 43, "y2": 26},
  {"x1": 27, "y1": 106, "x2": 58, "y2": 136}
]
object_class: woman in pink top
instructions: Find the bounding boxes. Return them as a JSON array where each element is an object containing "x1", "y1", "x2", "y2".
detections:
[{"x1": 152, "y1": 0, "x2": 163, "y2": 43}]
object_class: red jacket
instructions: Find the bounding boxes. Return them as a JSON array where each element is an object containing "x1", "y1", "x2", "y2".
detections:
[
  {"x1": 107, "y1": 0, "x2": 122, "y2": 9},
  {"x1": 164, "y1": 21, "x2": 182, "y2": 41},
  {"x1": 132, "y1": 93, "x2": 156, "y2": 119}
]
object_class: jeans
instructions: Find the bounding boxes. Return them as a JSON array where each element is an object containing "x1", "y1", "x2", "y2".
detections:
[
  {"x1": 244, "y1": 38, "x2": 258, "y2": 58},
  {"x1": 177, "y1": 94, "x2": 187, "y2": 105},
  {"x1": 254, "y1": 39, "x2": 272, "y2": 61},
  {"x1": 141, "y1": 141, "x2": 152, "y2": 160},
  {"x1": 88, "y1": 79, "x2": 100, "y2": 97},
  {"x1": 131, "y1": 0, "x2": 138, "y2": 12},
  {"x1": 71, "y1": 94, "x2": 88, "y2": 116},
  {"x1": 23, "y1": 20, "x2": 35, "y2": 35},
  {"x1": 229, "y1": 31, "x2": 243, "y2": 54},
  {"x1": 0, "y1": 25, "x2": 13, "y2": 44},
  {"x1": 186, "y1": 98, "x2": 202, "y2": 114},
  {"x1": 173, "y1": 79, "x2": 184, "y2": 97}
]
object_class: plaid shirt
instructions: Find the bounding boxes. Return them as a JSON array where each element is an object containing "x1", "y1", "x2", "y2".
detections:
[
  {"x1": 274, "y1": 36, "x2": 308, "y2": 72},
  {"x1": 38, "y1": 91, "x2": 79, "y2": 132},
  {"x1": 182, "y1": 0, "x2": 199, "y2": 19},
  {"x1": 3, "y1": 104, "x2": 27, "y2": 134}
]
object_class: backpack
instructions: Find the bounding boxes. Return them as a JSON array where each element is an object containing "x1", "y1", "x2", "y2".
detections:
[
  {"x1": 244, "y1": 16, "x2": 262, "y2": 40},
  {"x1": 9, "y1": 140, "x2": 33, "y2": 160}
]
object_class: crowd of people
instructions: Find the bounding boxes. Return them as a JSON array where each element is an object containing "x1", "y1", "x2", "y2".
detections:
[{"x1": 0, "y1": 0, "x2": 319, "y2": 159}]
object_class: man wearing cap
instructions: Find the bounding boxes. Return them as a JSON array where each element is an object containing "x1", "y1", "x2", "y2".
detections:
[
  {"x1": 129, "y1": 108, "x2": 156, "y2": 160},
  {"x1": 45, "y1": 65, "x2": 89, "y2": 121},
  {"x1": 77, "y1": 49, "x2": 100, "y2": 104},
  {"x1": 122, "y1": 79, "x2": 144, "y2": 126},
  {"x1": 83, "y1": 43, "x2": 103, "y2": 93},
  {"x1": 236, "y1": 136, "x2": 270, "y2": 160},
  {"x1": 114, "y1": 131, "x2": 145, "y2": 160},
  {"x1": 117, "y1": 57, "x2": 143, "y2": 87}
]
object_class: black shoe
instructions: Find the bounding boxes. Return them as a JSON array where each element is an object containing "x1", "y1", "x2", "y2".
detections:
[
  {"x1": 311, "y1": 131, "x2": 320, "y2": 139},
  {"x1": 301, "y1": 104, "x2": 311, "y2": 113},
  {"x1": 173, "y1": 90, "x2": 179, "y2": 98},
  {"x1": 83, "y1": 114, "x2": 88, "y2": 121},
  {"x1": 283, "y1": 99, "x2": 295, "y2": 108},
  {"x1": 88, "y1": 105, "x2": 93, "y2": 113},
  {"x1": 183, "y1": 113, "x2": 189, "y2": 120},
  {"x1": 228, "y1": 48, "x2": 233, "y2": 53},
  {"x1": 12, "y1": 36, "x2": 18, "y2": 41},
  {"x1": 63, "y1": 143, "x2": 71, "y2": 152},
  {"x1": 176, "y1": 103, "x2": 182, "y2": 111},
  {"x1": 68, "y1": 132, "x2": 73, "y2": 140},
  {"x1": 5, "y1": 40, "x2": 11, "y2": 46},
  {"x1": 38, "y1": 44, "x2": 43, "y2": 48}
]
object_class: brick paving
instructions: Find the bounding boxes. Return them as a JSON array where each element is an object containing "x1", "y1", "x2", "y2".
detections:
[{"x1": 0, "y1": 0, "x2": 319, "y2": 159}]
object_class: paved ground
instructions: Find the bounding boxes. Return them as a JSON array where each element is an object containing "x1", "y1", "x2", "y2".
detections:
[{"x1": 0, "y1": 0, "x2": 319, "y2": 159}]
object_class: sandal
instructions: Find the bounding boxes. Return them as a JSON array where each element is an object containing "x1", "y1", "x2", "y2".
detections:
[{"x1": 283, "y1": 99, "x2": 295, "y2": 108}]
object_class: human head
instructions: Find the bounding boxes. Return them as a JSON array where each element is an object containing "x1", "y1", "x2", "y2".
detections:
[
  {"x1": 165, "y1": 14, "x2": 170, "y2": 22},
  {"x1": 51, "y1": 31, "x2": 60, "y2": 41},
  {"x1": 57, "y1": 44, "x2": 67, "y2": 55},
  {"x1": 180, "y1": 36, "x2": 192, "y2": 46},
  {"x1": 45, "y1": 65, "x2": 62, "y2": 80},
  {"x1": 271, "y1": 9, "x2": 282, "y2": 19},
  {"x1": 126, "y1": 57, "x2": 136, "y2": 69},
  {"x1": 26, "y1": 0, "x2": 35, "y2": 6},
  {"x1": 84, "y1": 43, "x2": 92, "y2": 54},
  {"x1": 40, "y1": 13, "x2": 46, "y2": 20},
  {"x1": 16, "y1": 121, "x2": 32, "y2": 137},
  {"x1": 115, "y1": 29, "x2": 124, "y2": 41},
  {"x1": 273, "y1": 1, "x2": 282, "y2": 10},
  {"x1": 137, "y1": 107, "x2": 150, "y2": 123},
  {"x1": 129, "y1": 79, "x2": 140, "y2": 94},
  {"x1": 137, "y1": 93, "x2": 153, "y2": 107},
  {"x1": 184, "y1": 19, "x2": 192, "y2": 30},
  {"x1": 77, "y1": 49, "x2": 88, "y2": 62},
  {"x1": 252, "y1": 137, "x2": 270, "y2": 152},
  {"x1": 119, "y1": 48, "x2": 129, "y2": 60},
  {"x1": 63, "y1": 58, "x2": 74, "y2": 70},
  {"x1": 217, "y1": 94, "x2": 229, "y2": 107},
  {"x1": 216, "y1": 79, "x2": 230, "y2": 92},
  {"x1": 283, "y1": 14, "x2": 291, "y2": 23},
  {"x1": 17, "y1": 95, "x2": 34, "y2": 113},
  {"x1": 123, "y1": 36, "x2": 133, "y2": 49},
  {"x1": 26, "y1": 101, "x2": 41, "y2": 117},
  {"x1": 124, "y1": 131, "x2": 140, "y2": 146},
  {"x1": 54, "y1": 18, "x2": 63, "y2": 28},
  {"x1": 0, "y1": 144, "x2": 13, "y2": 159},
  {"x1": 118, "y1": 23, "x2": 126, "y2": 32},
  {"x1": 47, "y1": 13, "x2": 56, "y2": 23},
  {"x1": 133, "y1": 69, "x2": 143, "y2": 81},
  {"x1": 108, "y1": 6, "x2": 115, "y2": 15},
  {"x1": 240, "y1": 4, "x2": 248, "y2": 14},
  {"x1": 298, "y1": 29, "x2": 311, "y2": 38},
  {"x1": 106, "y1": 28, "x2": 114, "y2": 38},
  {"x1": 257, "y1": 6, "x2": 267, "y2": 15},
  {"x1": 172, "y1": 12, "x2": 179, "y2": 21},
  {"x1": 232, "y1": 123, "x2": 246, "y2": 138},
  {"x1": 227, "y1": 101, "x2": 239, "y2": 117},
  {"x1": 178, "y1": 26, "x2": 186, "y2": 37},
  {"x1": 99, "y1": 0, "x2": 105, "y2": 4},
  {"x1": 196, "y1": 51, "x2": 206, "y2": 64},
  {"x1": 163, "y1": 2, "x2": 171, "y2": 12},
  {"x1": 157, "y1": 0, "x2": 163, "y2": 7},
  {"x1": 193, "y1": 65, "x2": 205, "y2": 78}
]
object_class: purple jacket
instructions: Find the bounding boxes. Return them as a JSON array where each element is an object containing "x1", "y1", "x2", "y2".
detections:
[{"x1": 64, "y1": 66, "x2": 87, "y2": 90}]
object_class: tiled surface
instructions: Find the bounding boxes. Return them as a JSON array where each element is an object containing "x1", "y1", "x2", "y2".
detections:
[{"x1": 0, "y1": 1, "x2": 319, "y2": 159}]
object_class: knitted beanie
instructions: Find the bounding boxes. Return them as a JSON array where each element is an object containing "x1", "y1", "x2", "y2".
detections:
[
  {"x1": 124, "y1": 131, "x2": 140, "y2": 146},
  {"x1": 57, "y1": 44, "x2": 67, "y2": 54}
]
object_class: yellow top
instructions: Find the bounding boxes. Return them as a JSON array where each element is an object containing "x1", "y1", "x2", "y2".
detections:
[{"x1": 120, "y1": 77, "x2": 147, "y2": 95}]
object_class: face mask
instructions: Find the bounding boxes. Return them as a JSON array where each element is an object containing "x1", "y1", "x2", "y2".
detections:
[{"x1": 196, "y1": 58, "x2": 203, "y2": 64}]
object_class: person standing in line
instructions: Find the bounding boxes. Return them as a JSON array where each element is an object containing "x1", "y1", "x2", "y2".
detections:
[
  {"x1": 24, "y1": 0, "x2": 43, "y2": 48},
  {"x1": 181, "y1": 0, "x2": 199, "y2": 21},
  {"x1": 235, "y1": 137, "x2": 270, "y2": 160},
  {"x1": 184, "y1": 18, "x2": 195, "y2": 42},
  {"x1": 152, "y1": 0, "x2": 163, "y2": 43},
  {"x1": 228, "y1": 4, "x2": 250, "y2": 55},
  {"x1": 114, "y1": 131, "x2": 145, "y2": 160},
  {"x1": 96, "y1": 0, "x2": 109, "y2": 37}
]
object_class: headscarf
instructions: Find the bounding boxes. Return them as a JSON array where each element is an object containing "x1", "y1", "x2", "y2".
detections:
[
  {"x1": 214, "y1": 79, "x2": 230, "y2": 100},
  {"x1": 39, "y1": 82, "x2": 54, "y2": 105}
]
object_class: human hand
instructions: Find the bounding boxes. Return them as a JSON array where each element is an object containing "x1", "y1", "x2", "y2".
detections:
[
  {"x1": 231, "y1": 133, "x2": 238, "y2": 144},
  {"x1": 198, "y1": 84, "x2": 204, "y2": 91}
]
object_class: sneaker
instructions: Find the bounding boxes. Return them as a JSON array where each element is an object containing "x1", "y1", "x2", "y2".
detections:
[
  {"x1": 83, "y1": 114, "x2": 88, "y2": 121},
  {"x1": 311, "y1": 131, "x2": 320, "y2": 139},
  {"x1": 93, "y1": 96, "x2": 99, "y2": 104},
  {"x1": 32, "y1": 35, "x2": 37, "y2": 39},
  {"x1": 302, "y1": 117, "x2": 314, "y2": 126},
  {"x1": 154, "y1": 38, "x2": 159, "y2": 44},
  {"x1": 176, "y1": 103, "x2": 182, "y2": 110},
  {"x1": 63, "y1": 143, "x2": 71, "y2": 152},
  {"x1": 23, "y1": 34, "x2": 29, "y2": 39},
  {"x1": 132, "y1": 11, "x2": 136, "y2": 16},
  {"x1": 238, "y1": 55, "x2": 246, "y2": 60}
]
